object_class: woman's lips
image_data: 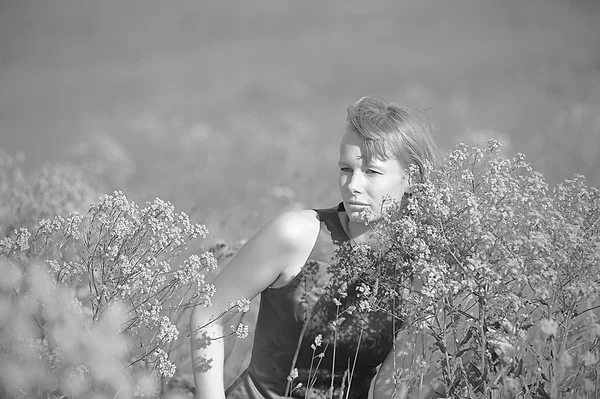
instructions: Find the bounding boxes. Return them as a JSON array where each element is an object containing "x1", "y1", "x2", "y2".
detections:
[{"x1": 347, "y1": 201, "x2": 368, "y2": 207}]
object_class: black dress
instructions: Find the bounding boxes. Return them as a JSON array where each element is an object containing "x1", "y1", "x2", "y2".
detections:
[{"x1": 225, "y1": 204, "x2": 399, "y2": 399}]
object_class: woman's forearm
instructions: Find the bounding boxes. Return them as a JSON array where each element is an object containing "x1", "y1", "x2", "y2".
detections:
[{"x1": 190, "y1": 309, "x2": 227, "y2": 399}]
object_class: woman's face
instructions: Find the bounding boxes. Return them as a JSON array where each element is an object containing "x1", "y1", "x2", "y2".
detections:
[{"x1": 338, "y1": 127, "x2": 409, "y2": 228}]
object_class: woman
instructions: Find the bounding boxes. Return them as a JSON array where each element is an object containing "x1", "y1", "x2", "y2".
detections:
[{"x1": 190, "y1": 96, "x2": 441, "y2": 399}]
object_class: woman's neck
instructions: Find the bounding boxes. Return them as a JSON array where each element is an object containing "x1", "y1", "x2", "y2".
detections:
[{"x1": 340, "y1": 212, "x2": 380, "y2": 244}]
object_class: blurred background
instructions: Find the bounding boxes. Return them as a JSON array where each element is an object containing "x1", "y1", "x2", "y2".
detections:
[{"x1": 1, "y1": 0, "x2": 599, "y2": 242}]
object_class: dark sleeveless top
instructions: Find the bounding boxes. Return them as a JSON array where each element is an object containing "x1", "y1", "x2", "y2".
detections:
[{"x1": 225, "y1": 204, "x2": 398, "y2": 399}]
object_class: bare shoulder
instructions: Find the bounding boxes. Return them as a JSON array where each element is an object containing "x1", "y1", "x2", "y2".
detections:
[
  {"x1": 207, "y1": 209, "x2": 320, "y2": 298},
  {"x1": 267, "y1": 208, "x2": 320, "y2": 236},
  {"x1": 257, "y1": 209, "x2": 320, "y2": 253}
]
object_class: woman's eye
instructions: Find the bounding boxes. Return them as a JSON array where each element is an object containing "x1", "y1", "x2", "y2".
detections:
[
  {"x1": 340, "y1": 167, "x2": 352, "y2": 172},
  {"x1": 366, "y1": 169, "x2": 381, "y2": 175}
]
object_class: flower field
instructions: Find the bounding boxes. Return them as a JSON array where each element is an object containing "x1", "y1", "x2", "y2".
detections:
[
  {"x1": 1, "y1": 1, "x2": 599, "y2": 397},
  {"x1": 1, "y1": 140, "x2": 598, "y2": 398}
]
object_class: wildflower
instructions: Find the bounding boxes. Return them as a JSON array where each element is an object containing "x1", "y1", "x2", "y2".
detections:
[
  {"x1": 357, "y1": 299, "x2": 372, "y2": 313},
  {"x1": 539, "y1": 318, "x2": 558, "y2": 336},
  {"x1": 195, "y1": 284, "x2": 215, "y2": 307},
  {"x1": 230, "y1": 297, "x2": 251, "y2": 313},
  {"x1": 15, "y1": 227, "x2": 30, "y2": 251},
  {"x1": 65, "y1": 211, "x2": 83, "y2": 240},
  {"x1": 0, "y1": 237, "x2": 12, "y2": 253},
  {"x1": 176, "y1": 252, "x2": 217, "y2": 285},
  {"x1": 141, "y1": 301, "x2": 162, "y2": 326},
  {"x1": 154, "y1": 349, "x2": 176, "y2": 378},
  {"x1": 356, "y1": 283, "x2": 371, "y2": 297},
  {"x1": 310, "y1": 334, "x2": 323, "y2": 350},
  {"x1": 287, "y1": 367, "x2": 299, "y2": 382},
  {"x1": 232, "y1": 323, "x2": 249, "y2": 339},
  {"x1": 46, "y1": 259, "x2": 61, "y2": 274},
  {"x1": 337, "y1": 282, "x2": 348, "y2": 298},
  {"x1": 488, "y1": 336, "x2": 515, "y2": 363},
  {"x1": 76, "y1": 364, "x2": 90, "y2": 375},
  {"x1": 359, "y1": 207, "x2": 377, "y2": 224},
  {"x1": 113, "y1": 217, "x2": 134, "y2": 239},
  {"x1": 330, "y1": 317, "x2": 346, "y2": 332},
  {"x1": 157, "y1": 316, "x2": 179, "y2": 343}
]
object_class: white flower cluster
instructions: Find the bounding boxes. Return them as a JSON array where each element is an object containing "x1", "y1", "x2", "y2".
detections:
[
  {"x1": 231, "y1": 323, "x2": 249, "y2": 339},
  {"x1": 310, "y1": 333, "x2": 323, "y2": 350},
  {"x1": 287, "y1": 367, "x2": 299, "y2": 382},
  {"x1": 64, "y1": 211, "x2": 83, "y2": 240},
  {"x1": 175, "y1": 252, "x2": 217, "y2": 285},
  {"x1": 157, "y1": 316, "x2": 179, "y2": 343},
  {"x1": 154, "y1": 348, "x2": 176, "y2": 378},
  {"x1": 194, "y1": 283, "x2": 216, "y2": 307},
  {"x1": 36, "y1": 214, "x2": 66, "y2": 235},
  {"x1": 14, "y1": 227, "x2": 31, "y2": 251},
  {"x1": 140, "y1": 301, "x2": 163, "y2": 326},
  {"x1": 230, "y1": 297, "x2": 251, "y2": 313}
]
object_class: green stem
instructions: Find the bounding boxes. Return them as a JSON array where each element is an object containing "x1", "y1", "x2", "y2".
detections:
[{"x1": 479, "y1": 293, "x2": 488, "y2": 398}]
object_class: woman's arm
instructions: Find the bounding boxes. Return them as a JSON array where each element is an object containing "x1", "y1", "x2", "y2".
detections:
[{"x1": 189, "y1": 209, "x2": 320, "y2": 399}]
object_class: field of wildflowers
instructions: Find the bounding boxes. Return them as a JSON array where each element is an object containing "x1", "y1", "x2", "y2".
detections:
[
  {"x1": 1, "y1": 2, "x2": 599, "y2": 397},
  {"x1": 1, "y1": 140, "x2": 598, "y2": 398}
]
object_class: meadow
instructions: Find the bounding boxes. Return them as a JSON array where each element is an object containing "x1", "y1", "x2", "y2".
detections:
[{"x1": 1, "y1": 0, "x2": 599, "y2": 397}]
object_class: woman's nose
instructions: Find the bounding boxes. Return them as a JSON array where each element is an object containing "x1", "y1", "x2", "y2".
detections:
[{"x1": 347, "y1": 172, "x2": 363, "y2": 193}]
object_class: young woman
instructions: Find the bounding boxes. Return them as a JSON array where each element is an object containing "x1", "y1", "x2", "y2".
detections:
[{"x1": 190, "y1": 96, "x2": 441, "y2": 399}]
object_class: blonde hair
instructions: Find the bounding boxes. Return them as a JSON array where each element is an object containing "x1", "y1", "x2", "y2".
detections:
[{"x1": 346, "y1": 95, "x2": 440, "y2": 182}]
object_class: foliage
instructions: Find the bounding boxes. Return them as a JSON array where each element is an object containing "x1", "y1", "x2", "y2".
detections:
[
  {"x1": 0, "y1": 150, "x2": 98, "y2": 240},
  {"x1": 0, "y1": 190, "x2": 218, "y2": 398},
  {"x1": 64, "y1": 132, "x2": 136, "y2": 191},
  {"x1": 0, "y1": 259, "x2": 141, "y2": 398},
  {"x1": 335, "y1": 141, "x2": 600, "y2": 398}
]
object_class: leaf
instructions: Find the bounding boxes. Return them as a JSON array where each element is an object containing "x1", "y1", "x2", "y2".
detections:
[
  {"x1": 458, "y1": 326, "x2": 476, "y2": 348},
  {"x1": 514, "y1": 358, "x2": 523, "y2": 377},
  {"x1": 432, "y1": 334, "x2": 447, "y2": 354},
  {"x1": 456, "y1": 347, "x2": 475, "y2": 358},
  {"x1": 466, "y1": 361, "x2": 482, "y2": 379}
]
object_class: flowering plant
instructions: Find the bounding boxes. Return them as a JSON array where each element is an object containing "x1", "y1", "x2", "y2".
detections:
[
  {"x1": 0, "y1": 190, "x2": 218, "y2": 397},
  {"x1": 0, "y1": 150, "x2": 98, "y2": 239},
  {"x1": 335, "y1": 141, "x2": 600, "y2": 398},
  {"x1": 0, "y1": 260, "x2": 143, "y2": 398}
]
